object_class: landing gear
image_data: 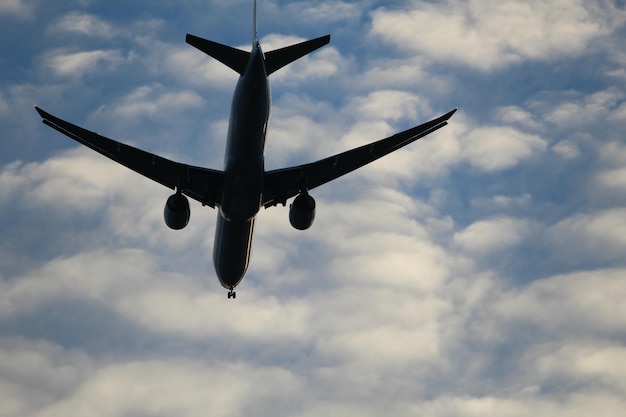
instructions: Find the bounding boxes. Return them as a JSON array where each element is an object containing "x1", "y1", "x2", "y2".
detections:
[{"x1": 227, "y1": 289, "x2": 236, "y2": 299}]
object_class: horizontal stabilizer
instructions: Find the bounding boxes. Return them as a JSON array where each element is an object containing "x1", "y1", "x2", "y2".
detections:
[
  {"x1": 186, "y1": 34, "x2": 250, "y2": 75},
  {"x1": 265, "y1": 34, "x2": 330, "y2": 75}
]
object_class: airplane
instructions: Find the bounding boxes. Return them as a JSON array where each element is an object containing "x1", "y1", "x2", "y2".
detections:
[{"x1": 35, "y1": 1, "x2": 457, "y2": 299}]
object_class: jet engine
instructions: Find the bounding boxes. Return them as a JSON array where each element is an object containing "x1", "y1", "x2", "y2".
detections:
[
  {"x1": 289, "y1": 192, "x2": 316, "y2": 230},
  {"x1": 164, "y1": 192, "x2": 190, "y2": 230}
]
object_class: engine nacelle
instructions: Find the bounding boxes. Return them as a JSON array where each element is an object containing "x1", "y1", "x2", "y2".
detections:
[
  {"x1": 164, "y1": 193, "x2": 190, "y2": 230},
  {"x1": 289, "y1": 192, "x2": 316, "y2": 230}
]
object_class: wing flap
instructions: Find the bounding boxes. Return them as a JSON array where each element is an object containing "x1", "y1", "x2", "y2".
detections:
[
  {"x1": 35, "y1": 106, "x2": 223, "y2": 207},
  {"x1": 262, "y1": 108, "x2": 457, "y2": 207}
]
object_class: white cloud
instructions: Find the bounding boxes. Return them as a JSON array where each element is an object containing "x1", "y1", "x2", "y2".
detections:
[
  {"x1": 2, "y1": 242, "x2": 309, "y2": 340},
  {"x1": 316, "y1": 319, "x2": 443, "y2": 367},
  {"x1": 463, "y1": 126, "x2": 547, "y2": 171},
  {"x1": 549, "y1": 208, "x2": 626, "y2": 262},
  {"x1": 370, "y1": 0, "x2": 626, "y2": 71},
  {"x1": 596, "y1": 167, "x2": 626, "y2": 190},
  {"x1": 0, "y1": 93, "x2": 9, "y2": 118},
  {"x1": 551, "y1": 140, "x2": 581, "y2": 160},
  {"x1": 329, "y1": 228, "x2": 451, "y2": 292},
  {"x1": 606, "y1": 68, "x2": 626, "y2": 80},
  {"x1": 598, "y1": 141, "x2": 626, "y2": 166},
  {"x1": 94, "y1": 84, "x2": 205, "y2": 120},
  {"x1": 298, "y1": 1, "x2": 361, "y2": 23},
  {"x1": 0, "y1": 149, "x2": 131, "y2": 213},
  {"x1": 347, "y1": 90, "x2": 429, "y2": 123},
  {"x1": 609, "y1": 101, "x2": 626, "y2": 122},
  {"x1": 408, "y1": 393, "x2": 626, "y2": 417},
  {"x1": 537, "y1": 343, "x2": 626, "y2": 393},
  {"x1": 544, "y1": 89, "x2": 624, "y2": 127},
  {"x1": 24, "y1": 359, "x2": 302, "y2": 417},
  {"x1": 52, "y1": 12, "x2": 114, "y2": 38},
  {"x1": 359, "y1": 57, "x2": 429, "y2": 89},
  {"x1": 44, "y1": 49, "x2": 125, "y2": 77},
  {"x1": 491, "y1": 268, "x2": 626, "y2": 336},
  {"x1": 453, "y1": 216, "x2": 530, "y2": 255},
  {"x1": 494, "y1": 106, "x2": 542, "y2": 130},
  {"x1": 0, "y1": 0, "x2": 31, "y2": 18},
  {"x1": 470, "y1": 194, "x2": 533, "y2": 212},
  {"x1": 122, "y1": 285, "x2": 311, "y2": 340},
  {"x1": 0, "y1": 338, "x2": 93, "y2": 417}
]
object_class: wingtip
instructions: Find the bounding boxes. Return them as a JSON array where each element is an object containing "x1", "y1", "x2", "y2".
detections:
[{"x1": 34, "y1": 105, "x2": 47, "y2": 119}]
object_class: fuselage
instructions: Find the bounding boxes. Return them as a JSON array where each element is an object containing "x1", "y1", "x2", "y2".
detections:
[{"x1": 213, "y1": 43, "x2": 270, "y2": 289}]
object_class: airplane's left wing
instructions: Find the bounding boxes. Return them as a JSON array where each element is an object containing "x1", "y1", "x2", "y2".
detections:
[
  {"x1": 35, "y1": 107, "x2": 223, "y2": 207},
  {"x1": 262, "y1": 108, "x2": 457, "y2": 207}
]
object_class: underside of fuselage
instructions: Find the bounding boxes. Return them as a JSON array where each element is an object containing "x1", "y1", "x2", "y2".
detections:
[
  {"x1": 212, "y1": 44, "x2": 269, "y2": 292},
  {"x1": 213, "y1": 215, "x2": 255, "y2": 290}
]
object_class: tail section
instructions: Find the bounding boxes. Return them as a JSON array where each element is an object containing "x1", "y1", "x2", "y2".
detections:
[
  {"x1": 186, "y1": 32, "x2": 331, "y2": 76},
  {"x1": 187, "y1": 0, "x2": 330, "y2": 76}
]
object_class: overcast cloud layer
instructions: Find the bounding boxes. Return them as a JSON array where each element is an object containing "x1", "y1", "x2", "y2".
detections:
[{"x1": 2, "y1": 1, "x2": 626, "y2": 416}]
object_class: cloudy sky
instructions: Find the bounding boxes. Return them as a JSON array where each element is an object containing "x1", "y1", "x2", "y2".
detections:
[{"x1": 2, "y1": 0, "x2": 626, "y2": 416}]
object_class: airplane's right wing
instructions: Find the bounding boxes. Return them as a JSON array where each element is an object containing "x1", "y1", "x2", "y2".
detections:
[
  {"x1": 262, "y1": 108, "x2": 457, "y2": 207},
  {"x1": 35, "y1": 106, "x2": 223, "y2": 208}
]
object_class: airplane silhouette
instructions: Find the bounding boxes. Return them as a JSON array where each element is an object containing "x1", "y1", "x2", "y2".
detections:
[{"x1": 35, "y1": 2, "x2": 456, "y2": 298}]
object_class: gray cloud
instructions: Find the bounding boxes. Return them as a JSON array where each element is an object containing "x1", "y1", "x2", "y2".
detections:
[{"x1": 0, "y1": 0, "x2": 32, "y2": 18}]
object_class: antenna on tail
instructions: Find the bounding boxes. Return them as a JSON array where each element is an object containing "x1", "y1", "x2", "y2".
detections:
[{"x1": 253, "y1": 0, "x2": 258, "y2": 44}]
